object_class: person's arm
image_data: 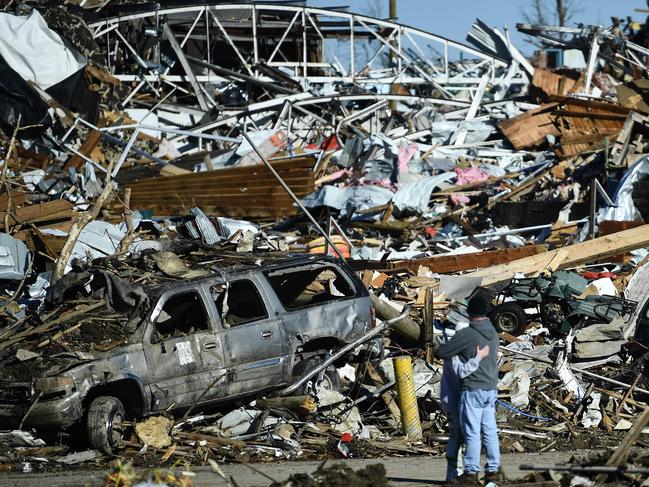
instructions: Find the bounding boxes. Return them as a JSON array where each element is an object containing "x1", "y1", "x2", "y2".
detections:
[
  {"x1": 452, "y1": 344, "x2": 490, "y2": 379},
  {"x1": 437, "y1": 329, "x2": 471, "y2": 359}
]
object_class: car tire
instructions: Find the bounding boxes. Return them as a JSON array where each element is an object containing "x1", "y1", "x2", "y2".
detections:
[
  {"x1": 292, "y1": 356, "x2": 341, "y2": 395},
  {"x1": 491, "y1": 302, "x2": 527, "y2": 335},
  {"x1": 87, "y1": 396, "x2": 126, "y2": 455}
]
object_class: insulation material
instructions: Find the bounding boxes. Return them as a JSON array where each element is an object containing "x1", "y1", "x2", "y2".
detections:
[{"x1": 599, "y1": 157, "x2": 649, "y2": 223}]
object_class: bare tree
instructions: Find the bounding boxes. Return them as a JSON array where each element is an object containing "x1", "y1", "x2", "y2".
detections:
[
  {"x1": 521, "y1": 0, "x2": 582, "y2": 47},
  {"x1": 358, "y1": 0, "x2": 387, "y2": 70},
  {"x1": 521, "y1": 0, "x2": 582, "y2": 27},
  {"x1": 363, "y1": 0, "x2": 384, "y2": 19}
]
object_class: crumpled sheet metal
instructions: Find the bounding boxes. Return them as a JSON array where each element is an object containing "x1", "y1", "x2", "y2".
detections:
[
  {"x1": 0, "y1": 232, "x2": 30, "y2": 280},
  {"x1": 189, "y1": 207, "x2": 221, "y2": 245},
  {"x1": 41, "y1": 220, "x2": 127, "y2": 273},
  {"x1": 301, "y1": 185, "x2": 394, "y2": 220}
]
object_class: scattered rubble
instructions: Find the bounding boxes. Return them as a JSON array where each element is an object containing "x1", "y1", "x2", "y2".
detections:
[{"x1": 2, "y1": 1, "x2": 649, "y2": 485}]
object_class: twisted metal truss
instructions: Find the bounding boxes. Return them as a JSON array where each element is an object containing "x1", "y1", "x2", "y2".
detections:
[{"x1": 88, "y1": 2, "x2": 521, "y2": 110}]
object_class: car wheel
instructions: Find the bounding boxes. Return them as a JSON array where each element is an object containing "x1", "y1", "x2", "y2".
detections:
[
  {"x1": 491, "y1": 302, "x2": 527, "y2": 335},
  {"x1": 87, "y1": 396, "x2": 126, "y2": 455},
  {"x1": 292, "y1": 356, "x2": 341, "y2": 395}
]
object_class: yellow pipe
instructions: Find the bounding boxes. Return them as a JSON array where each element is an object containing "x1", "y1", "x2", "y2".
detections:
[{"x1": 393, "y1": 356, "x2": 422, "y2": 440}]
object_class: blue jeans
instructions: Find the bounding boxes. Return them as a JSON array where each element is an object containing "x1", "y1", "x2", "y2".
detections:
[
  {"x1": 459, "y1": 389, "x2": 500, "y2": 474},
  {"x1": 445, "y1": 410, "x2": 462, "y2": 481}
]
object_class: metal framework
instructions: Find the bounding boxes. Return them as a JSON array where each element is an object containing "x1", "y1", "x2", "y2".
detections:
[
  {"x1": 162, "y1": 93, "x2": 474, "y2": 147},
  {"x1": 88, "y1": 3, "x2": 520, "y2": 111},
  {"x1": 517, "y1": 22, "x2": 649, "y2": 94}
]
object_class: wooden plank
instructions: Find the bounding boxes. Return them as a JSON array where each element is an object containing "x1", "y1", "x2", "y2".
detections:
[
  {"x1": 0, "y1": 200, "x2": 74, "y2": 229},
  {"x1": 140, "y1": 205, "x2": 295, "y2": 219},
  {"x1": 499, "y1": 103, "x2": 558, "y2": 149},
  {"x1": 159, "y1": 164, "x2": 191, "y2": 176},
  {"x1": 130, "y1": 195, "x2": 298, "y2": 208},
  {"x1": 64, "y1": 130, "x2": 102, "y2": 169},
  {"x1": 532, "y1": 68, "x2": 583, "y2": 97},
  {"x1": 500, "y1": 97, "x2": 628, "y2": 154},
  {"x1": 366, "y1": 363, "x2": 402, "y2": 429},
  {"x1": 128, "y1": 156, "x2": 315, "y2": 185},
  {"x1": 0, "y1": 191, "x2": 28, "y2": 209},
  {"x1": 599, "y1": 220, "x2": 644, "y2": 263},
  {"x1": 549, "y1": 95, "x2": 631, "y2": 114},
  {"x1": 531, "y1": 247, "x2": 568, "y2": 276},
  {"x1": 400, "y1": 245, "x2": 548, "y2": 274},
  {"x1": 129, "y1": 173, "x2": 313, "y2": 187},
  {"x1": 594, "y1": 407, "x2": 649, "y2": 483},
  {"x1": 464, "y1": 224, "x2": 649, "y2": 285},
  {"x1": 555, "y1": 110, "x2": 628, "y2": 121}
]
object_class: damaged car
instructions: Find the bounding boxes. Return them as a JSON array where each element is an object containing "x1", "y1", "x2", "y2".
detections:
[{"x1": 0, "y1": 251, "x2": 373, "y2": 454}]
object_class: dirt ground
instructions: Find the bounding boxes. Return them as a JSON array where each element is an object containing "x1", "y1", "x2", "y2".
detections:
[{"x1": 0, "y1": 450, "x2": 629, "y2": 487}]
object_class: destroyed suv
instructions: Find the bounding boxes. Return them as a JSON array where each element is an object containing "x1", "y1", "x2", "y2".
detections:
[{"x1": 0, "y1": 252, "x2": 372, "y2": 454}]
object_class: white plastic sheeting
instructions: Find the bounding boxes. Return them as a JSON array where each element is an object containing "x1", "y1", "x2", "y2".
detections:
[
  {"x1": 392, "y1": 172, "x2": 455, "y2": 214},
  {"x1": 599, "y1": 156, "x2": 649, "y2": 223},
  {"x1": 0, "y1": 10, "x2": 85, "y2": 89}
]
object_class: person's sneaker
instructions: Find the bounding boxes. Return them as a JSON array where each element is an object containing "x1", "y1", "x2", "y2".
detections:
[
  {"x1": 446, "y1": 473, "x2": 480, "y2": 486},
  {"x1": 483, "y1": 468, "x2": 506, "y2": 484}
]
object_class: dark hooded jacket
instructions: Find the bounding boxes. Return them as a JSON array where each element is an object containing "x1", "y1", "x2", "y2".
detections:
[{"x1": 437, "y1": 318, "x2": 499, "y2": 390}]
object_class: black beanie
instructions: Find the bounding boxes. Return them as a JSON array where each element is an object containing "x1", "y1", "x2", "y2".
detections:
[{"x1": 467, "y1": 294, "x2": 489, "y2": 316}]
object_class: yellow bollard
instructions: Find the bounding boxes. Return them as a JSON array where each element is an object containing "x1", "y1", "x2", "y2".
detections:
[{"x1": 393, "y1": 356, "x2": 422, "y2": 440}]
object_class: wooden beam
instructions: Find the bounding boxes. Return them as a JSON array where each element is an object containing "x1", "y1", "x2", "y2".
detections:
[
  {"x1": 64, "y1": 130, "x2": 102, "y2": 170},
  {"x1": 594, "y1": 407, "x2": 649, "y2": 483},
  {"x1": 464, "y1": 224, "x2": 649, "y2": 285},
  {"x1": 0, "y1": 200, "x2": 75, "y2": 230},
  {"x1": 392, "y1": 245, "x2": 548, "y2": 274}
]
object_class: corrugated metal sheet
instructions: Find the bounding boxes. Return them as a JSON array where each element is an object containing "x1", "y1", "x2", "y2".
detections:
[{"x1": 127, "y1": 156, "x2": 316, "y2": 219}]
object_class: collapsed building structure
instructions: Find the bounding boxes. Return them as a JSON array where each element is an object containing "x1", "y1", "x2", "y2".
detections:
[{"x1": 2, "y1": 1, "x2": 649, "y2": 485}]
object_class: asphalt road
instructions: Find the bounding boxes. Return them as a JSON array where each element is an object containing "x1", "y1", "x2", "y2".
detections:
[{"x1": 0, "y1": 451, "x2": 585, "y2": 486}]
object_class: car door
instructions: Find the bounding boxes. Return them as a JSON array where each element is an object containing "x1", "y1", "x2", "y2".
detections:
[
  {"x1": 143, "y1": 287, "x2": 227, "y2": 412},
  {"x1": 210, "y1": 277, "x2": 285, "y2": 397}
]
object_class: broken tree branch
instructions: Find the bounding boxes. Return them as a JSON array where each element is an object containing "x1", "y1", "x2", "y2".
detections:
[
  {"x1": 116, "y1": 187, "x2": 136, "y2": 256},
  {"x1": 52, "y1": 157, "x2": 116, "y2": 282}
]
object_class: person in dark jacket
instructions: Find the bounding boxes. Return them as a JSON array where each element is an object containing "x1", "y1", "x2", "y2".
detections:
[
  {"x1": 437, "y1": 294, "x2": 501, "y2": 485},
  {"x1": 440, "y1": 331, "x2": 490, "y2": 482}
]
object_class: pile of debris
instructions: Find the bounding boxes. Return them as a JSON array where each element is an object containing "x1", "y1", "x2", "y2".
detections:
[{"x1": 4, "y1": 0, "x2": 649, "y2": 484}]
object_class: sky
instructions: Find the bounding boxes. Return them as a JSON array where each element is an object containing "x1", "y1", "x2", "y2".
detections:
[{"x1": 309, "y1": 0, "x2": 646, "y2": 54}]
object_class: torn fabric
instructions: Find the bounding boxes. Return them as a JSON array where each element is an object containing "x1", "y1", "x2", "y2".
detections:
[{"x1": 0, "y1": 10, "x2": 85, "y2": 90}]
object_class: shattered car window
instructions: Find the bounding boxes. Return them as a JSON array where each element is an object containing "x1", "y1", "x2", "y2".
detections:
[
  {"x1": 265, "y1": 266, "x2": 355, "y2": 310},
  {"x1": 155, "y1": 291, "x2": 209, "y2": 338},
  {"x1": 212, "y1": 280, "x2": 268, "y2": 327}
]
